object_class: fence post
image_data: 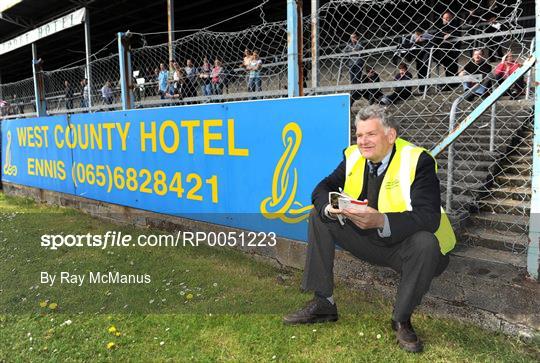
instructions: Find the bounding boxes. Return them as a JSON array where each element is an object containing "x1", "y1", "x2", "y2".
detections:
[
  {"x1": 311, "y1": 0, "x2": 319, "y2": 92},
  {"x1": 84, "y1": 8, "x2": 92, "y2": 110},
  {"x1": 527, "y1": 0, "x2": 540, "y2": 280},
  {"x1": 118, "y1": 32, "x2": 134, "y2": 110},
  {"x1": 287, "y1": 0, "x2": 299, "y2": 97},
  {"x1": 31, "y1": 44, "x2": 46, "y2": 117}
]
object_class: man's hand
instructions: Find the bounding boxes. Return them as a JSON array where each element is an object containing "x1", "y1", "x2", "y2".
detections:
[
  {"x1": 325, "y1": 205, "x2": 342, "y2": 219},
  {"x1": 341, "y1": 206, "x2": 385, "y2": 230}
]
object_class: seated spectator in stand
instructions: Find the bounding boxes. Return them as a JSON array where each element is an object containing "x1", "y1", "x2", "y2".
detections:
[
  {"x1": 393, "y1": 30, "x2": 433, "y2": 92},
  {"x1": 158, "y1": 63, "x2": 169, "y2": 99},
  {"x1": 184, "y1": 59, "x2": 198, "y2": 98},
  {"x1": 432, "y1": 11, "x2": 461, "y2": 88},
  {"x1": 0, "y1": 98, "x2": 9, "y2": 116},
  {"x1": 380, "y1": 63, "x2": 412, "y2": 106},
  {"x1": 459, "y1": 49, "x2": 492, "y2": 98},
  {"x1": 101, "y1": 80, "x2": 114, "y2": 105},
  {"x1": 64, "y1": 80, "x2": 74, "y2": 110},
  {"x1": 360, "y1": 68, "x2": 383, "y2": 104},
  {"x1": 247, "y1": 50, "x2": 263, "y2": 93},
  {"x1": 211, "y1": 59, "x2": 224, "y2": 95},
  {"x1": 199, "y1": 57, "x2": 213, "y2": 96},
  {"x1": 483, "y1": 51, "x2": 524, "y2": 98}
]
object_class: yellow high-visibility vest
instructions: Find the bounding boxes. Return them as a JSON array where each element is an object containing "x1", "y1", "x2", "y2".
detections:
[{"x1": 343, "y1": 138, "x2": 456, "y2": 255}]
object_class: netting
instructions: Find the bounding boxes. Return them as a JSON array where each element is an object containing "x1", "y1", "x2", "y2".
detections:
[
  {"x1": 129, "y1": 20, "x2": 289, "y2": 107},
  {"x1": 309, "y1": 0, "x2": 533, "y2": 253},
  {"x1": 0, "y1": 0, "x2": 536, "y2": 254},
  {"x1": 0, "y1": 77, "x2": 35, "y2": 117}
]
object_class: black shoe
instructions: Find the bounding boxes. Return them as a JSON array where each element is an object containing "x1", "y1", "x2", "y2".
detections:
[
  {"x1": 283, "y1": 297, "x2": 338, "y2": 325},
  {"x1": 391, "y1": 319, "x2": 423, "y2": 353}
]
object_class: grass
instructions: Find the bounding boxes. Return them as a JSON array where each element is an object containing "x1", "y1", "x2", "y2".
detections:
[{"x1": 0, "y1": 192, "x2": 538, "y2": 362}]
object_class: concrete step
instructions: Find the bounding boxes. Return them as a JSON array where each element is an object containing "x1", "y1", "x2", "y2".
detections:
[
  {"x1": 438, "y1": 169, "x2": 490, "y2": 184},
  {"x1": 460, "y1": 226, "x2": 528, "y2": 252},
  {"x1": 478, "y1": 197, "x2": 530, "y2": 215},
  {"x1": 495, "y1": 174, "x2": 531, "y2": 188},
  {"x1": 451, "y1": 244, "x2": 527, "y2": 269},
  {"x1": 505, "y1": 154, "x2": 532, "y2": 164},
  {"x1": 504, "y1": 163, "x2": 532, "y2": 175},
  {"x1": 491, "y1": 186, "x2": 531, "y2": 201},
  {"x1": 437, "y1": 159, "x2": 495, "y2": 172},
  {"x1": 468, "y1": 212, "x2": 529, "y2": 234}
]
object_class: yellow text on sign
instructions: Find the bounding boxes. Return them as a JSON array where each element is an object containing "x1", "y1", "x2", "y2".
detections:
[{"x1": 140, "y1": 119, "x2": 249, "y2": 156}]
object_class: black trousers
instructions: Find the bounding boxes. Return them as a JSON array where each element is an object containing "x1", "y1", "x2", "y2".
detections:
[{"x1": 301, "y1": 210, "x2": 449, "y2": 322}]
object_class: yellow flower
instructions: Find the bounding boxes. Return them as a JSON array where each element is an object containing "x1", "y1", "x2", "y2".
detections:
[
  {"x1": 114, "y1": 331, "x2": 121, "y2": 337},
  {"x1": 108, "y1": 325, "x2": 117, "y2": 334},
  {"x1": 48, "y1": 303, "x2": 58, "y2": 310},
  {"x1": 186, "y1": 293, "x2": 193, "y2": 300},
  {"x1": 39, "y1": 301, "x2": 47, "y2": 308},
  {"x1": 106, "y1": 342, "x2": 116, "y2": 350}
]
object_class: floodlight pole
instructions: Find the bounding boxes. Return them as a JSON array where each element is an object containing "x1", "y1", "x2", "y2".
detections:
[
  {"x1": 84, "y1": 8, "x2": 92, "y2": 110},
  {"x1": 287, "y1": 0, "x2": 300, "y2": 97},
  {"x1": 118, "y1": 32, "x2": 134, "y2": 110},
  {"x1": 31, "y1": 43, "x2": 46, "y2": 117},
  {"x1": 167, "y1": 0, "x2": 175, "y2": 67}
]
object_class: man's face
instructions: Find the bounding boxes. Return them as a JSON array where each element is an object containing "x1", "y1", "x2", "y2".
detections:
[
  {"x1": 442, "y1": 12, "x2": 452, "y2": 25},
  {"x1": 355, "y1": 117, "x2": 396, "y2": 162},
  {"x1": 351, "y1": 34, "x2": 358, "y2": 43},
  {"x1": 472, "y1": 51, "x2": 483, "y2": 63},
  {"x1": 399, "y1": 67, "x2": 407, "y2": 76},
  {"x1": 187, "y1": 59, "x2": 193, "y2": 67},
  {"x1": 160, "y1": 63, "x2": 166, "y2": 71}
]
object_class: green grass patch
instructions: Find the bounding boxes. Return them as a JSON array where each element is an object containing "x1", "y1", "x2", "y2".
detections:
[{"x1": 0, "y1": 192, "x2": 538, "y2": 362}]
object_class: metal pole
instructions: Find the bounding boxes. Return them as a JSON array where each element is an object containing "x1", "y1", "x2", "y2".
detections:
[
  {"x1": 31, "y1": 43, "x2": 46, "y2": 117},
  {"x1": 118, "y1": 32, "x2": 134, "y2": 110},
  {"x1": 423, "y1": 47, "x2": 434, "y2": 99},
  {"x1": 297, "y1": 0, "x2": 304, "y2": 96},
  {"x1": 445, "y1": 112, "x2": 455, "y2": 213},
  {"x1": 287, "y1": 0, "x2": 299, "y2": 97},
  {"x1": 526, "y1": 37, "x2": 534, "y2": 101},
  {"x1": 527, "y1": 0, "x2": 540, "y2": 280},
  {"x1": 311, "y1": 0, "x2": 319, "y2": 92},
  {"x1": 84, "y1": 8, "x2": 92, "y2": 110},
  {"x1": 489, "y1": 102, "x2": 496, "y2": 152},
  {"x1": 167, "y1": 0, "x2": 175, "y2": 67}
]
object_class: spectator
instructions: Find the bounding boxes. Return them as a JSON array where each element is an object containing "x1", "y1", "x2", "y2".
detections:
[
  {"x1": 240, "y1": 49, "x2": 253, "y2": 90},
  {"x1": 198, "y1": 57, "x2": 213, "y2": 96},
  {"x1": 459, "y1": 49, "x2": 492, "y2": 98},
  {"x1": 184, "y1": 59, "x2": 198, "y2": 98},
  {"x1": 64, "y1": 80, "x2": 74, "y2": 110},
  {"x1": 101, "y1": 80, "x2": 114, "y2": 105},
  {"x1": 343, "y1": 32, "x2": 364, "y2": 101},
  {"x1": 483, "y1": 51, "x2": 524, "y2": 98},
  {"x1": 393, "y1": 30, "x2": 433, "y2": 92},
  {"x1": 247, "y1": 50, "x2": 263, "y2": 93},
  {"x1": 0, "y1": 98, "x2": 9, "y2": 117},
  {"x1": 432, "y1": 11, "x2": 461, "y2": 89},
  {"x1": 211, "y1": 59, "x2": 224, "y2": 95},
  {"x1": 172, "y1": 62, "x2": 185, "y2": 98},
  {"x1": 80, "y1": 79, "x2": 89, "y2": 108},
  {"x1": 380, "y1": 63, "x2": 412, "y2": 106},
  {"x1": 158, "y1": 63, "x2": 169, "y2": 99},
  {"x1": 360, "y1": 68, "x2": 383, "y2": 105}
]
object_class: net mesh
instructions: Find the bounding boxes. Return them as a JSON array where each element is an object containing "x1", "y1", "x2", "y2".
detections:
[{"x1": 0, "y1": 0, "x2": 535, "y2": 254}]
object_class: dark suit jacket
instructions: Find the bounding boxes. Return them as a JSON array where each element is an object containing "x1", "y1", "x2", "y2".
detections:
[{"x1": 311, "y1": 146, "x2": 441, "y2": 246}]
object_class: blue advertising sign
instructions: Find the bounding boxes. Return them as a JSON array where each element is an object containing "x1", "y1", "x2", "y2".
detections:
[{"x1": 2, "y1": 95, "x2": 349, "y2": 240}]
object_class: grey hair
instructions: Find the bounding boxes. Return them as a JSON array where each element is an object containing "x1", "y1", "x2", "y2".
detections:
[{"x1": 355, "y1": 105, "x2": 399, "y2": 135}]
